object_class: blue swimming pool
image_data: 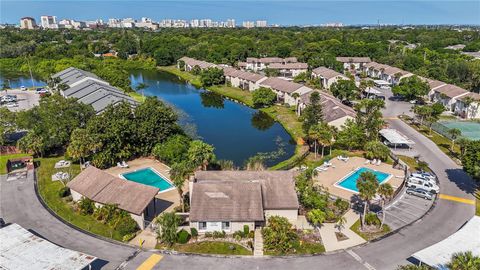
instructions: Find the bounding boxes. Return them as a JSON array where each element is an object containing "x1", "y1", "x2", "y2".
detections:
[
  {"x1": 121, "y1": 168, "x2": 174, "y2": 191},
  {"x1": 335, "y1": 167, "x2": 391, "y2": 193}
]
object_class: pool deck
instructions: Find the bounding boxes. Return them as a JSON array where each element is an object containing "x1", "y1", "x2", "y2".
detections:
[
  {"x1": 105, "y1": 157, "x2": 182, "y2": 214},
  {"x1": 313, "y1": 157, "x2": 405, "y2": 201}
]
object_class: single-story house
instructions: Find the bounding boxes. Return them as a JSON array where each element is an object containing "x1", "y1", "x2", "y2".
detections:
[
  {"x1": 430, "y1": 84, "x2": 469, "y2": 112},
  {"x1": 0, "y1": 223, "x2": 97, "y2": 270},
  {"x1": 239, "y1": 57, "x2": 298, "y2": 72},
  {"x1": 67, "y1": 166, "x2": 160, "y2": 229},
  {"x1": 60, "y1": 78, "x2": 137, "y2": 114},
  {"x1": 336, "y1": 56, "x2": 371, "y2": 70},
  {"x1": 222, "y1": 67, "x2": 267, "y2": 91},
  {"x1": 267, "y1": 62, "x2": 309, "y2": 78},
  {"x1": 52, "y1": 67, "x2": 107, "y2": 88},
  {"x1": 177, "y1": 56, "x2": 217, "y2": 72},
  {"x1": 311, "y1": 66, "x2": 349, "y2": 89},
  {"x1": 189, "y1": 171, "x2": 299, "y2": 232},
  {"x1": 454, "y1": 92, "x2": 480, "y2": 119},
  {"x1": 297, "y1": 90, "x2": 356, "y2": 129},
  {"x1": 259, "y1": 77, "x2": 313, "y2": 106}
]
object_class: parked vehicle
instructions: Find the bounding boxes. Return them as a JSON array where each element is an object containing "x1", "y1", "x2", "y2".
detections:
[
  {"x1": 1, "y1": 95, "x2": 17, "y2": 103},
  {"x1": 5, "y1": 102, "x2": 18, "y2": 108},
  {"x1": 406, "y1": 188, "x2": 434, "y2": 200},
  {"x1": 411, "y1": 172, "x2": 436, "y2": 182},
  {"x1": 36, "y1": 88, "x2": 48, "y2": 94},
  {"x1": 407, "y1": 178, "x2": 439, "y2": 193},
  {"x1": 20, "y1": 86, "x2": 26, "y2": 91}
]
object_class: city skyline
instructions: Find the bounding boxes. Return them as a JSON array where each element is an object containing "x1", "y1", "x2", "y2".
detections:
[{"x1": 1, "y1": 0, "x2": 479, "y2": 26}]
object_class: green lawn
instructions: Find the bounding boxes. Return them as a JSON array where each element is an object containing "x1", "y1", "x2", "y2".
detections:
[
  {"x1": 0, "y1": 153, "x2": 29, "y2": 174},
  {"x1": 173, "y1": 241, "x2": 252, "y2": 255},
  {"x1": 350, "y1": 219, "x2": 391, "y2": 241},
  {"x1": 264, "y1": 241, "x2": 325, "y2": 255},
  {"x1": 36, "y1": 156, "x2": 125, "y2": 241},
  {"x1": 397, "y1": 155, "x2": 432, "y2": 173}
]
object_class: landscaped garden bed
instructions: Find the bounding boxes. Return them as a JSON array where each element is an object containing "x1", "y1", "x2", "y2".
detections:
[{"x1": 168, "y1": 241, "x2": 252, "y2": 256}]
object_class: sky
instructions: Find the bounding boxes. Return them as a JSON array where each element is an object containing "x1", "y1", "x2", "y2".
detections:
[{"x1": 1, "y1": 0, "x2": 479, "y2": 25}]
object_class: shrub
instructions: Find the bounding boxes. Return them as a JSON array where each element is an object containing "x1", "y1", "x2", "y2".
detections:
[
  {"x1": 78, "y1": 197, "x2": 95, "y2": 215},
  {"x1": 190, "y1": 227, "x2": 198, "y2": 239},
  {"x1": 262, "y1": 216, "x2": 298, "y2": 253},
  {"x1": 115, "y1": 216, "x2": 138, "y2": 236},
  {"x1": 58, "y1": 187, "x2": 70, "y2": 198},
  {"x1": 204, "y1": 232, "x2": 213, "y2": 238},
  {"x1": 365, "y1": 213, "x2": 381, "y2": 227},
  {"x1": 212, "y1": 230, "x2": 226, "y2": 239},
  {"x1": 233, "y1": 230, "x2": 244, "y2": 238},
  {"x1": 243, "y1": 225, "x2": 249, "y2": 236},
  {"x1": 177, "y1": 229, "x2": 191, "y2": 244},
  {"x1": 248, "y1": 231, "x2": 255, "y2": 239},
  {"x1": 334, "y1": 198, "x2": 349, "y2": 213},
  {"x1": 234, "y1": 234, "x2": 242, "y2": 242},
  {"x1": 252, "y1": 87, "x2": 277, "y2": 108},
  {"x1": 122, "y1": 233, "x2": 136, "y2": 242},
  {"x1": 325, "y1": 209, "x2": 336, "y2": 221}
]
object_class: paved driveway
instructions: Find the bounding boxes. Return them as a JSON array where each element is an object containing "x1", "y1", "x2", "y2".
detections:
[{"x1": 1, "y1": 89, "x2": 40, "y2": 112}]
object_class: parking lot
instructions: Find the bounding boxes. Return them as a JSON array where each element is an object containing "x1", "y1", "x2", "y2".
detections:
[
  {"x1": 383, "y1": 188, "x2": 435, "y2": 231},
  {"x1": 1, "y1": 89, "x2": 40, "y2": 112}
]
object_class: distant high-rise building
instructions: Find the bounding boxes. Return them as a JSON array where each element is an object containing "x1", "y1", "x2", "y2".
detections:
[
  {"x1": 242, "y1": 21, "x2": 255, "y2": 28},
  {"x1": 226, "y1": 19, "x2": 236, "y2": 28},
  {"x1": 20, "y1": 17, "x2": 36, "y2": 29},
  {"x1": 256, "y1": 20, "x2": 267, "y2": 27},
  {"x1": 40, "y1": 15, "x2": 57, "y2": 28}
]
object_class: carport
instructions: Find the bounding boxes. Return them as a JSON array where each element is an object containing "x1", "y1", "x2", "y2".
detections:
[
  {"x1": 380, "y1": 128, "x2": 415, "y2": 150},
  {"x1": 411, "y1": 216, "x2": 480, "y2": 269},
  {"x1": 0, "y1": 223, "x2": 97, "y2": 270}
]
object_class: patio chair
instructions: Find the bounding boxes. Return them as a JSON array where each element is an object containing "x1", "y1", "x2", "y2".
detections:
[
  {"x1": 372, "y1": 159, "x2": 377, "y2": 165},
  {"x1": 364, "y1": 159, "x2": 371, "y2": 164},
  {"x1": 117, "y1": 162, "x2": 124, "y2": 168},
  {"x1": 324, "y1": 160, "x2": 333, "y2": 167},
  {"x1": 122, "y1": 161, "x2": 129, "y2": 168},
  {"x1": 376, "y1": 160, "x2": 382, "y2": 166},
  {"x1": 314, "y1": 166, "x2": 328, "y2": 172},
  {"x1": 337, "y1": 155, "x2": 349, "y2": 162}
]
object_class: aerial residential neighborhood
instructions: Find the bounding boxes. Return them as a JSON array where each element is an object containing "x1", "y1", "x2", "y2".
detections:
[{"x1": 1, "y1": 1, "x2": 480, "y2": 270}]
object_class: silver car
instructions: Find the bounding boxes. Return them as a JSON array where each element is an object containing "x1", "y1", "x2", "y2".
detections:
[{"x1": 406, "y1": 188, "x2": 434, "y2": 200}]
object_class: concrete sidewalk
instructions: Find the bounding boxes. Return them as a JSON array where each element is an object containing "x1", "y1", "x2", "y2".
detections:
[{"x1": 318, "y1": 209, "x2": 366, "y2": 252}]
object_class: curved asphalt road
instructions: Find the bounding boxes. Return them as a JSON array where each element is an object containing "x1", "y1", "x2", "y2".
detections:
[{"x1": 0, "y1": 98, "x2": 476, "y2": 270}]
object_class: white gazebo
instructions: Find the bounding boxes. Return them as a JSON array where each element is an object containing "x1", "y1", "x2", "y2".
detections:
[{"x1": 411, "y1": 216, "x2": 480, "y2": 269}]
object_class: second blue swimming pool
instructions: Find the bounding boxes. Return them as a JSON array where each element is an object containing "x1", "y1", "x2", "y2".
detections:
[
  {"x1": 336, "y1": 167, "x2": 391, "y2": 193},
  {"x1": 121, "y1": 167, "x2": 174, "y2": 191}
]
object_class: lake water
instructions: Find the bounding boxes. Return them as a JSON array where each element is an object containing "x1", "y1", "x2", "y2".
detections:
[
  {"x1": 0, "y1": 74, "x2": 46, "y2": 89},
  {"x1": 129, "y1": 70, "x2": 295, "y2": 167}
]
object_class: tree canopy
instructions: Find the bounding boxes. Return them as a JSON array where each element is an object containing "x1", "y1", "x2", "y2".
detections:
[
  {"x1": 252, "y1": 87, "x2": 277, "y2": 108},
  {"x1": 392, "y1": 75, "x2": 430, "y2": 101}
]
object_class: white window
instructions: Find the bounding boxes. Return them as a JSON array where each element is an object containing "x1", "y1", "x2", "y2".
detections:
[
  {"x1": 198, "y1": 222, "x2": 207, "y2": 230},
  {"x1": 221, "y1": 221, "x2": 230, "y2": 230}
]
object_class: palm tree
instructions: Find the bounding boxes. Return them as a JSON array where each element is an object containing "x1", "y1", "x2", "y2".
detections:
[
  {"x1": 308, "y1": 125, "x2": 322, "y2": 159},
  {"x1": 67, "y1": 128, "x2": 101, "y2": 170},
  {"x1": 170, "y1": 162, "x2": 193, "y2": 212},
  {"x1": 335, "y1": 216, "x2": 347, "y2": 234},
  {"x1": 356, "y1": 171, "x2": 379, "y2": 229},
  {"x1": 377, "y1": 183, "x2": 394, "y2": 229},
  {"x1": 447, "y1": 251, "x2": 480, "y2": 270},
  {"x1": 447, "y1": 128, "x2": 462, "y2": 152},
  {"x1": 318, "y1": 123, "x2": 334, "y2": 157},
  {"x1": 187, "y1": 140, "x2": 215, "y2": 170}
]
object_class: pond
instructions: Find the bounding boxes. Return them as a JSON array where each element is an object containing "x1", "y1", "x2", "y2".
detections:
[
  {"x1": 129, "y1": 70, "x2": 296, "y2": 167},
  {"x1": 0, "y1": 74, "x2": 46, "y2": 89}
]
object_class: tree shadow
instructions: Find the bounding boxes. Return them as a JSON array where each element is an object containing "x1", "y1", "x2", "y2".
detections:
[{"x1": 445, "y1": 168, "x2": 477, "y2": 195}]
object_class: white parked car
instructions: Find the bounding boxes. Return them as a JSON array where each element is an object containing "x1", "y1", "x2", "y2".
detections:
[
  {"x1": 406, "y1": 188, "x2": 434, "y2": 200},
  {"x1": 5, "y1": 102, "x2": 18, "y2": 108},
  {"x1": 20, "y1": 86, "x2": 26, "y2": 91},
  {"x1": 411, "y1": 173, "x2": 436, "y2": 182},
  {"x1": 410, "y1": 175, "x2": 436, "y2": 185},
  {"x1": 413, "y1": 172, "x2": 436, "y2": 180},
  {"x1": 407, "y1": 178, "x2": 439, "y2": 194}
]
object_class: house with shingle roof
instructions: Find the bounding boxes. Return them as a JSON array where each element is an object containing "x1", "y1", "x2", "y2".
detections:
[
  {"x1": 240, "y1": 57, "x2": 299, "y2": 72},
  {"x1": 267, "y1": 62, "x2": 309, "y2": 78},
  {"x1": 67, "y1": 166, "x2": 160, "y2": 229},
  {"x1": 259, "y1": 77, "x2": 313, "y2": 106},
  {"x1": 311, "y1": 66, "x2": 349, "y2": 89},
  {"x1": 297, "y1": 90, "x2": 356, "y2": 129},
  {"x1": 336, "y1": 56, "x2": 371, "y2": 71},
  {"x1": 430, "y1": 84, "x2": 469, "y2": 112},
  {"x1": 454, "y1": 92, "x2": 480, "y2": 119},
  {"x1": 189, "y1": 171, "x2": 299, "y2": 232},
  {"x1": 177, "y1": 56, "x2": 217, "y2": 72},
  {"x1": 222, "y1": 67, "x2": 267, "y2": 91}
]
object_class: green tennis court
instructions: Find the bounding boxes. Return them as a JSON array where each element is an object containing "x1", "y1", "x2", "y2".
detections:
[{"x1": 439, "y1": 121, "x2": 480, "y2": 140}]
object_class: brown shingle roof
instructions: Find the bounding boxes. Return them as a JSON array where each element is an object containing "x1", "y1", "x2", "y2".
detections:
[
  {"x1": 194, "y1": 171, "x2": 299, "y2": 212},
  {"x1": 222, "y1": 67, "x2": 267, "y2": 82},
  {"x1": 190, "y1": 180, "x2": 264, "y2": 222},
  {"x1": 67, "y1": 166, "x2": 159, "y2": 215},
  {"x1": 312, "y1": 67, "x2": 347, "y2": 79},
  {"x1": 300, "y1": 91, "x2": 356, "y2": 123},
  {"x1": 336, "y1": 57, "x2": 371, "y2": 63},
  {"x1": 383, "y1": 66, "x2": 411, "y2": 77},
  {"x1": 260, "y1": 77, "x2": 304, "y2": 93},
  {"x1": 246, "y1": 57, "x2": 298, "y2": 64},
  {"x1": 434, "y1": 84, "x2": 469, "y2": 98},
  {"x1": 460, "y1": 92, "x2": 480, "y2": 102},
  {"x1": 269, "y1": 63, "x2": 308, "y2": 69},
  {"x1": 178, "y1": 56, "x2": 217, "y2": 69}
]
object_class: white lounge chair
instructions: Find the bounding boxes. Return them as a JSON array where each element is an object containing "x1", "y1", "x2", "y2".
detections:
[
  {"x1": 324, "y1": 160, "x2": 333, "y2": 167},
  {"x1": 376, "y1": 160, "x2": 382, "y2": 166},
  {"x1": 122, "y1": 161, "x2": 129, "y2": 168},
  {"x1": 372, "y1": 159, "x2": 377, "y2": 165},
  {"x1": 314, "y1": 166, "x2": 328, "y2": 172},
  {"x1": 337, "y1": 155, "x2": 349, "y2": 162},
  {"x1": 364, "y1": 159, "x2": 370, "y2": 164},
  {"x1": 117, "y1": 162, "x2": 124, "y2": 168}
]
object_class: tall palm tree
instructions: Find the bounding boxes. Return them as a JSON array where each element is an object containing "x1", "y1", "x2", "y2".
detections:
[
  {"x1": 447, "y1": 251, "x2": 480, "y2": 270},
  {"x1": 308, "y1": 124, "x2": 322, "y2": 159},
  {"x1": 377, "y1": 183, "x2": 394, "y2": 229},
  {"x1": 447, "y1": 128, "x2": 462, "y2": 152},
  {"x1": 356, "y1": 171, "x2": 379, "y2": 229},
  {"x1": 318, "y1": 123, "x2": 334, "y2": 157},
  {"x1": 188, "y1": 140, "x2": 215, "y2": 171},
  {"x1": 170, "y1": 162, "x2": 193, "y2": 212}
]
